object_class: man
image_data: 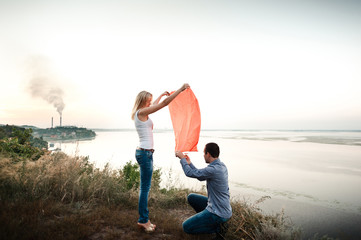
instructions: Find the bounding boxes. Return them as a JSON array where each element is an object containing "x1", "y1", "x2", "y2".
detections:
[{"x1": 175, "y1": 142, "x2": 232, "y2": 239}]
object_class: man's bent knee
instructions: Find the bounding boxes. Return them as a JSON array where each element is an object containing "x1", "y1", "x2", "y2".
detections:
[
  {"x1": 182, "y1": 221, "x2": 193, "y2": 234},
  {"x1": 187, "y1": 193, "x2": 195, "y2": 203}
]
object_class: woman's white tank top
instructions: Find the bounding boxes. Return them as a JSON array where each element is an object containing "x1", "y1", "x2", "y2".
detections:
[{"x1": 134, "y1": 110, "x2": 154, "y2": 149}]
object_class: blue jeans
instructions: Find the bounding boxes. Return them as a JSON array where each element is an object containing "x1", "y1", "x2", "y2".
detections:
[
  {"x1": 183, "y1": 193, "x2": 229, "y2": 234},
  {"x1": 135, "y1": 149, "x2": 153, "y2": 224}
]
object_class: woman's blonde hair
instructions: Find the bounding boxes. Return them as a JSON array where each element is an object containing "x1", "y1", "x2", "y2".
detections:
[{"x1": 131, "y1": 91, "x2": 152, "y2": 120}]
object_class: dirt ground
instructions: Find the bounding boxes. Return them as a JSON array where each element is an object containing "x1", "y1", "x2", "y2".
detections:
[{"x1": 87, "y1": 208, "x2": 216, "y2": 240}]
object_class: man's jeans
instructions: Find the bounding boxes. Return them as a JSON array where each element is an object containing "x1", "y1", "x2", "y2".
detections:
[
  {"x1": 183, "y1": 193, "x2": 229, "y2": 234},
  {"x1": 135, "y1": 149, "x2": 153, "y2": 224}
]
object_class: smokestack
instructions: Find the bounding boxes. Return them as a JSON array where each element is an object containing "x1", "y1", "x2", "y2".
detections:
[
  {"x1": 60, "y1": 114, "x2": 62, "y2": 127},
  {"x1": 51, "y1": 117, "x2": 53, "y2": 128}
]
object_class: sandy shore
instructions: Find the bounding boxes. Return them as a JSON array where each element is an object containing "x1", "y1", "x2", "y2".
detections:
[{"x1": 258, "y1": 197, "x2": 361, "y2": 240}]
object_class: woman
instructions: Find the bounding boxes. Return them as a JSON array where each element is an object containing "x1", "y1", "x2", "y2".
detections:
[{"x1": 131, "y1": 83, "x2": 190, "y2": 232}]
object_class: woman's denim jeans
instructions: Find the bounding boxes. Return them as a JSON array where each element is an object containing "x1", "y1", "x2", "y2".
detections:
[
  {"x1": 135, "y1": 149, "x2": 153, "y2": 224},
  {"x1": 183, "y1": 193, "x2": 229, "y2": 234}
]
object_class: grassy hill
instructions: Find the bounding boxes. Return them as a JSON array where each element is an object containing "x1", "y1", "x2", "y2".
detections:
[{"x1": 0, "y1": 126, "x2": 305, "y2": 240}]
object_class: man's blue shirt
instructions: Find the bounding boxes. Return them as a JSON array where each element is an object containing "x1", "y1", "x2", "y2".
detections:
[{"x1": 180, "y1": 158, "x2": 232, "y2": 219}]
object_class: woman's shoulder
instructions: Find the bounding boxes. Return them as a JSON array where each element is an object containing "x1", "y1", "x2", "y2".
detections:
[
  {"x1": 136, "y1": 108, "x2": 150, "y2": 122},
  {"x1": 134, "y1": 109, "x2": 140, "y2": 119}
]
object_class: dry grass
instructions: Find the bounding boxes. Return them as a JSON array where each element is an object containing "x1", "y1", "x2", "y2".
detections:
[
  {"x1": 226, "y1": 199, "x2": 301, "y2": 240},
  {"x1": 0, "y1": 152, "x2": 302, "y2": 240},
  {"x1": 0, "y1": 152, "x2": 135, "y2": 206}
]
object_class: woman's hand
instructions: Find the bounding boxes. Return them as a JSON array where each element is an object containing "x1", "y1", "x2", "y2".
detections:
[
  {"x1": 162, "y1": 91, "x2": 170, "y2": 97},
  {"x1": 181, "y1": 83, "x2": 190, "y2": 91}
]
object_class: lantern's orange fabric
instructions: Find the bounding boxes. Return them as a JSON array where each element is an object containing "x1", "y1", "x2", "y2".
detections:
[{"x1": 168, "y1": 88, "x2": 201, "y2": 152}]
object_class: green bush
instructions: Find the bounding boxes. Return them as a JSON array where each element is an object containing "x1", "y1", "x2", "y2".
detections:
[
  {"x1": 0, "y1": 125, "x2": 46, "y2": 161},
  {"x1": 122, "y1": 161, "x2": 140, "y2": 190},
  {"x1": 0, "y1": 137, "x2": 44, "y2": 161},
  {"x1": 122, "y1": 160, "x2": 162, "y2": 191}
]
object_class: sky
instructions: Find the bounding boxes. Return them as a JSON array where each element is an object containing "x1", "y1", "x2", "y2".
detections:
[{"x1": 1, "y1": 0, "x2": 361, "y2": 130}]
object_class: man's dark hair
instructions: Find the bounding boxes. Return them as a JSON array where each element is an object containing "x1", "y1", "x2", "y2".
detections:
[{"x1": 205, "y1": 142, "x2": 220, "y2": 158}]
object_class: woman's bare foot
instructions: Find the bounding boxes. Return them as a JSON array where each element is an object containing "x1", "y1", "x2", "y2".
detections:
[{"x1": 137, "y1": 220, "x2": 156, "y2": 233}]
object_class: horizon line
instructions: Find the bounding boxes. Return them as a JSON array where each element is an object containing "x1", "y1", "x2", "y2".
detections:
[
  {"x1": 1, "y1": 124, "x2": 360, "y2": 132},
  {"x1": 90, "y1": 128, "x2": 361, "y2": 132}
]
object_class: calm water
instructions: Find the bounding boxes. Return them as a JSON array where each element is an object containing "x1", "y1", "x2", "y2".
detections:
[{"x1": 56, "y1": 130, "x2": 361, "y2": 214}]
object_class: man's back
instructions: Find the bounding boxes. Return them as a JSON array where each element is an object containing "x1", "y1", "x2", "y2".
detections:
[{"x1": 206, "y1": 159, "x2": 232, "y2": 219}]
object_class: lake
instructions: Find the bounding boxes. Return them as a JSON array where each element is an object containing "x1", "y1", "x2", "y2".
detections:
[{"x1": 53, "y1": 129, "x2": 361, "y2": 239}]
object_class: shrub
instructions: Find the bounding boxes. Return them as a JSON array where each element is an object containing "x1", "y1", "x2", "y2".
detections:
[
  {"x1": 122, "y1": 161, "x2": 140, "y2": 190},
  {"x1": 121, "y1": 160, "x2": 162, "y2": 191},
  {"x1": 0, "y1": 125, "x2": 46, "y2": 161}
]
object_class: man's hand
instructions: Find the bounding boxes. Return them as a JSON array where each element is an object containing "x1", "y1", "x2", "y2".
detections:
[
  {"x1": 175, "y1": 151, "x2": 191, "y2": 164},
  {"x1": 175, "y1": 151, "x2": 185, "y2": 159}
]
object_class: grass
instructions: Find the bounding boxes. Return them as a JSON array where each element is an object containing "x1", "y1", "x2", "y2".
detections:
[{"x1": 0, "y1": 151, "x2": 303, "y2": 240}]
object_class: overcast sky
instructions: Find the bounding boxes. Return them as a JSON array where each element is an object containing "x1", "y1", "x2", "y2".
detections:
[{"x1": 1, "y1": 0, "x2": 360, "y2": 130}]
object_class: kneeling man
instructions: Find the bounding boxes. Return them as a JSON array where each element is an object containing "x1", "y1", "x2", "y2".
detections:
[{"x1": 175, "y1": 142, "x2": 232, "y2": 238}]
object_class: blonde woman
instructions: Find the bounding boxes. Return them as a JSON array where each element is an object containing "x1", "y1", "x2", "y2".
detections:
[{"x1": 131, "y1": 83, "x2": 190, "y2": 232}]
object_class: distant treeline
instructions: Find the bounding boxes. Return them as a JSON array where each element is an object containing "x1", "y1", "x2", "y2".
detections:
[{"x1": 33, "y1": 126, "x2": 96, "y2": 141}]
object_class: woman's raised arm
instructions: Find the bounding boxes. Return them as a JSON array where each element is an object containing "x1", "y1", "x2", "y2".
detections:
[
  {"x1": 139, "y1": 83, "x2": 190, "y2": 117},
  {"x1": 153, "y1": 91, "x2": 170, "y2": 105}
]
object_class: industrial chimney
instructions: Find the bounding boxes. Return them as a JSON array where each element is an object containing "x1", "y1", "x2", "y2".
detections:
[
  {"x1": 51, "y1": 117, "x2": 53, "y2": 128},
  {"x1": 60, "y1": 114, "x2": 62, "y2": 127}
]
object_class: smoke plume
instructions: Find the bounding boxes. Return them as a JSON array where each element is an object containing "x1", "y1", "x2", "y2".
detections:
[{"x1": 26, "y1": 56, "x2": 65, "y2": 115}]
